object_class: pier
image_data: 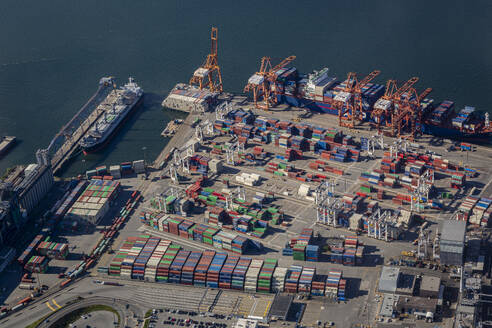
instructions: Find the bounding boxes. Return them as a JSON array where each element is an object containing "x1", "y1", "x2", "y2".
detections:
[{"x1": 38, "y1": 78, "x2": 117, "y2": 175}]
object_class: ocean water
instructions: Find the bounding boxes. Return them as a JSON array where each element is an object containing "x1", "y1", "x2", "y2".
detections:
[{"x1": 0, "y1": 0, "x2": 490, "y2": 176}]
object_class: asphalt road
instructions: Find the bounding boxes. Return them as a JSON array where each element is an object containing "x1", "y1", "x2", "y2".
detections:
[
  {"x1": 72, "y1": 310, "x2": 116, "y2": 328},
  {"x1": 0, "y1": 278, "x2": 145, "y2": 328}
]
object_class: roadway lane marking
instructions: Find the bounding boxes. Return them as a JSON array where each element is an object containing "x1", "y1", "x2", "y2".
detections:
[
  {"x1": 263, "y1": 300, "x2": 271, "y2": 317},
  {"x1": 45, "y1": 301, "x2": 56, "y2": 312},
  {"x1": 52, "y1": 299, "x2": 62, "y2": 309}
]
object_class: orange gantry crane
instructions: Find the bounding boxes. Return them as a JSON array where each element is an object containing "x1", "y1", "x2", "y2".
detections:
[
  {"x1": 334, "y1": 70, "x2": 381, "y2": 128},
  {"x1": 392, "y1": 86, "x2": 433, "y2": 139},
  {"x1": 371, "y1": 77, "x2": 419, "y2": 133},
  {"x1": 244, "y1": 55, "x2": 296, "y2": 110},
  {"x1": 189, "y1": 27, "x2": 223, "y2": 93}
]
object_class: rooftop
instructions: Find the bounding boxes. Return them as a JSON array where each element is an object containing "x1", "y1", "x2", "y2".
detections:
[
  {"x1": 378, "y1": 266, "x2": 400, "y2": 293},
  {"x1": 420, "y1": 275, "x2": 441, "y2": 293},
  {"x1": 269, "y1": 294, "x2": 293, "y2": 320},
  {"x1": 396, "y1": 296, "x2": 438, "y2": 312},
  {"x1": 379, "y1": 294, "x2": 398, "y2": 317},
  {"x1": 440, "y1": 220, "x2": 466, "y2": 243}
]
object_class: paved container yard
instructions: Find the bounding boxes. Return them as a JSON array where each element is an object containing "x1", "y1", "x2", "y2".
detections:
[{"x1": 2, "y1": 95, "x2": 492, "y2": 328}]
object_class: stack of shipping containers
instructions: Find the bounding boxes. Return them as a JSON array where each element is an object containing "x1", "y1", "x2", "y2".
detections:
[
  {"x1": 298, "y1": 267, "x2": 315, "y2": 294},
  {"x1": 24, "y1": 256, "x2": 48, "y2": 273},
  {"x1": 194, "y1": 250, "x2": 215, "y2": 287},
  {"x1": 133, "y1": 237, "x2": 159, "y2": 280},
  {"x1": 284, "y1": 265, "x2": 302, "y2": 293},
  {"x1": 156, "y1": 244, "x2": 180, "y2": 283},
  {"x1": 232, "y1": 257, "x2": 251, "y2": 290},
  {"x1": 107, "y1": 236, "x2": 349, "y2": 298},
  {"x1": 207, "y1": 253, "x2": 227, "y2": 288},
  {"x1": 144, "y1": 239, "x2": 170, "y2": 282},
  {"x1": 311, "y1": 275, "x2": 326, "y2": 296},
  {"x1": 181, "y1": 252, "x2": 202, "y2": 285},
  {"x1": 325, "y1": 270, "x2": 342, "y2": 299},
  {"x1": 219, "y1": 255, "x2": 239, "y2": 289},
  {"x1": 257, "y1": 258, "x2": 277, "y2": 293},
  {"x1": 244, "y1": 259, "x2": 263, "y2": 293},
  {"x1": 272, "y1": 266, "x2": 287, "y2": 292},
  {"x1": 169, "y1": 250, "x2": 190, "y2": 284},
  {"x1": 18, "y1": 234, "x2": 44, "y2": 265}
]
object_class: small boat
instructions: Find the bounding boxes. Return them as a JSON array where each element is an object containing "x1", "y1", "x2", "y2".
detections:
[{"x1": 0, "y1": 136, "x2": 16, "y2": 157}]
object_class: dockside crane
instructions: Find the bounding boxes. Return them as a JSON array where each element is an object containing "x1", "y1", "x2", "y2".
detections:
[
  {"x1": 244, "y1": 55, "x2": 296, "y2": 110},
  {"x1": 334, "y1": 70, "x2": 381, "y2": 128},
  {"x1": 189, "y1": 27, "x2": 223, "y2": 93},
  {"x1": 371, "y1": 77, "x2": 419, "y2": 133},
  {"x1": 392, "y1": 86, "x2": 432, "y2": 139}
]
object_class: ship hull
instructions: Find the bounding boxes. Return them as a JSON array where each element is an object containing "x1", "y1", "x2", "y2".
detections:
[
  {"x1": 81, "y1": 95, "x2": 144, "y2": 155},
  {"x1": 280, "y1": 95, "x2": 338, "y2": 114},
  {"x1": 421, "y1": 123, "x2": 491, "y2": 142},
  {"x1": 280, "y1": 94, "x2": 490, "y2": 141}
]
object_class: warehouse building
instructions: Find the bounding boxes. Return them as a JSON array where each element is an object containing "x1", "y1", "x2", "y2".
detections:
[
  {"x1": 419, "y1": 275, "x2": 441, "y2": 298},
  {"x1": 379, "y1": 294, "x2": 398, "y2": 318},
  {"x1": 269, "y1": 294, "x2": 293, "y2": 321},
  {"x1": 395, "y1": 296, "x2": 438, "y2": 316},
  {"x1": 64, "y1": 179, "x2": 120, "y2": 226},
  {"x1": 395, "y1": 273, "x2": 416, "y2": 296},
  {"x1": 440, "y1": 220, "x2": 466, "y2": 266},
  {"x1": 378, "y1": 266, "x2": 400, "y2": 294}
]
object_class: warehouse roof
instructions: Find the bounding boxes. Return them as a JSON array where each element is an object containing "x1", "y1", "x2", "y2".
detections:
[
  {"x1": 396, "y1": 296, "x2": 438, "y2": 313},
  {"x1": 379, "y1": 294, "x2": 398, "y2": 317},
  {"x1": 420, "y1": 275, "x2": 441, "y2": 293},
  {"x1": 379, "y1": 266, "x2": 400, "y2": 293},
  {"x1": 440, "y1": 220, "x2": 466, "y2": 243},
  {"x1": 269, "y1": 294, "x2": 293, "y2": 320}
]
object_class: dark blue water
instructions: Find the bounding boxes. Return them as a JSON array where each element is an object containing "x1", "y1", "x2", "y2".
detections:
[{"x1": 0, "y1": 0, "x2": 491, "y2": 176}]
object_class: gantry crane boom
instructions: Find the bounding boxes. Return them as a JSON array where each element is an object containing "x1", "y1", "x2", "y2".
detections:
[
  {"x1": 335, "y1": 70, "x2": 381, "y2": 128},
  {"x1": 270, "y1": 55, "x2": 296, "y2": 75},
  {"x1": 392, "y1": 77, "x2": 418, "y2": 102},
  {"x1": 355, "y1": 70, "x2": 381, "y2": 92},
  {"x1": 244, "y1": 55, "x2": 295, "y2": 111},
  {"x1": 189, "y1": 27, "x2": 223, "y2": 93}
]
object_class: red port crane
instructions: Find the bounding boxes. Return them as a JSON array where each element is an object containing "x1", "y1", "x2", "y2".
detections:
[
  {"x1": 371, "y1": 77, "x2": 419, "y2": 133},
  {"x1": 392, "y1": 86, "x2": 432, "y2": 139},
  {"x1": 334, "y1": 70, "x2": 381, "y2": 128},
  {"x1": 189, "y1": 27, "x2": 223, "y2": 93},
  {"x1": 244, "y1": 55, "x2": 296, "y2": 110}
]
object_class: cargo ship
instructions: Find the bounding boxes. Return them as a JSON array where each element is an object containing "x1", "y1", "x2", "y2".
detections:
[
  {"x1": 270, "y1": 65, "x2": 491, "y2": 141},
  {"x1": 80, "y1": 77, "x2": 143, "y2": 154}
]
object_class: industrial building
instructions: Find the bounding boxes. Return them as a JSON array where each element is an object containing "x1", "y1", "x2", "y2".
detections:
[
  {"x1": 4, "y1": 163, "x2": 54, "y2": 215},
  {"x1": 379, "y1": 294, "x2": 398, "y2": 318},
  {"x1": 64, "y1": 179, "x2": 120, "y2": 226},
  {"x1": 269, "y1": 294, "x2": 293, "y2": 321},
  {"x1": 15, "y1": 165, "x2": 54, "y2": 214},
  {"x1": 378, "y1": 266, "x2": 400, "y2": 294},
  {"x1": 0, "y1": 183, "x2": 22, "y2": 247},
  {"x1": 440, "y1": 220, "x2": 466, "y2": 266},
  {"x1": 395, "y1": 273, "x2": 416, "y2": 296},
  {"x1": 419, "y1": 275, "x2": 441, "y2": 298},
  {"x1": 395, "y1": 296, "x2": 438, "y2": 316}
]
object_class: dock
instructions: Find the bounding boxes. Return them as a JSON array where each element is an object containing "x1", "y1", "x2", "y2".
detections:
[{"x1": 40, "y1": 78, "x2": 128, "y2": 175}]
